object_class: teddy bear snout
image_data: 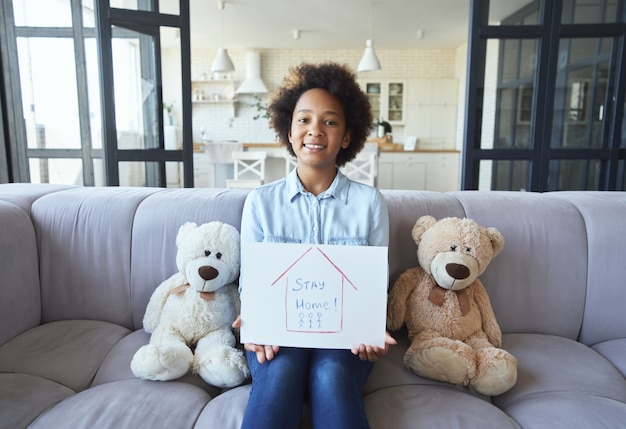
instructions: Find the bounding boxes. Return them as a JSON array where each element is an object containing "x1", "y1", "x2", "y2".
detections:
[
  {"x1": 198, "y1": 265, "x2": 219, "y2": 281},
  {"x1": 446, "y1": 263, "x2": 470, "y2": 280}
]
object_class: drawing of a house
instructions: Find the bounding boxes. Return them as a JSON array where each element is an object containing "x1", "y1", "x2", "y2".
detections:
[{"x1": 271, "y1": 247, "x2": 358, "y2": 334}]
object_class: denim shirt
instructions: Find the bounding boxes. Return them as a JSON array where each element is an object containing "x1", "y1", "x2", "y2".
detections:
[{"x1": 239, "y1": 168, "x2": 389, "y2": 291}]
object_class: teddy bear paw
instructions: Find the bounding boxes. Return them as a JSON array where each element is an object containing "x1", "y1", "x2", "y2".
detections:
[
  {"x1": 131, "y1": 343, "x2": 193, "y2": 381},
  {"x1": 407, "y1": 345, "x2": 474, "y2": 385},
  {"x1": 470, "y1": 348, "x2": 517, "y2": 396},
  {"x1": 194, "y1": 346, "x2": 249, "y2": 388}
]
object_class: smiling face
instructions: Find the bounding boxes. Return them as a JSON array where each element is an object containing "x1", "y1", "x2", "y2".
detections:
[{"x1": 288, "y1": 88, "x2": 351, "y2": 172}]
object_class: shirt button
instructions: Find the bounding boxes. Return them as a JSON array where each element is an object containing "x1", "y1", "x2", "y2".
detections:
[{"x1": 313, "y1": 226, "x2": 318, "y2": 232}]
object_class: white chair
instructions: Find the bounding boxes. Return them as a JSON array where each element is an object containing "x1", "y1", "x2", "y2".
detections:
[
  {"x1": 284, "y1": 153, "x2": 298, "y2": 177},
  {"x1": 362, "y1": 141, "x2": 379, "y2": 153},
  {"x1": 226, "y1": 150, "x2": 267, "y2": 189},
  {"x1": 341, "y1": 151, "x2": 378, "y2": 186}
]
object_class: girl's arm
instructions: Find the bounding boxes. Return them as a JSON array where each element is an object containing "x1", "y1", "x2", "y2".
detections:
[{"x1": 369, "y1": 190, "x2": 390, "y2": 247}]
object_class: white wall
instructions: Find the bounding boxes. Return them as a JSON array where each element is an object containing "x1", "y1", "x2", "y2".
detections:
[{"x1": 455, "y1": 43, "x2": 468, "y2": 152}]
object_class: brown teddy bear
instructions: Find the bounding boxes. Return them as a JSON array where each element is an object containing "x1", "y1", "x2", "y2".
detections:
[{"x1": 387, "y1": 215, "x2": 517, "y2": 396}]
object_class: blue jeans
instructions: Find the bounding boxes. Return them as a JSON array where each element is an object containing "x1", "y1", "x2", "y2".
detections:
[{"x1": 241, "y1": 347, "x2": 373, "y2": 429}]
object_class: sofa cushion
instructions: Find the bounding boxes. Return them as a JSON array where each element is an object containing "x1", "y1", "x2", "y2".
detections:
[
  {"x1": 0, "y1": 320, "x2": 130, "y2": 392},
  {"x1": 0, "y1": 373, "x2": 74, "y2": 429},
  {"x1": 592, "y1": 339, "x2": 626, "y2": 377},
  {"x1": 364, "y1": 329, "x2": 480, "y2": 398},
  {"x1": 28, "y1": 379, "x2": 212, "y2": 429},
  {"x1": 196, "y1": 381, "x2": 519, "y2": 429},
  {"x1": 364, "y1": 385, "x2": 520, "y2": 429},
  {"x1": 92, "y1": 329, "x2": 222, "y2": 397},
  {"x1": 501, "y1": 393, "x2": 626, "y2": 429},
  {"x1": 195, "y1": 384, "x2": 251, "y2": 429},
  {"x1": 494, "y1": 333, "x2": 626, "y2": 409},
  {"x1": 90, "y1": 329, "x2": 151, "y2": 388}
]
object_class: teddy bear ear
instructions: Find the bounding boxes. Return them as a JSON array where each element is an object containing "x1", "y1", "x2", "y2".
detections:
[
  {"x1": 412, "y1": 215, "x2": 437, "y2": 244},
  {"x1": 176, "y1": 222, "x2": 198, "y2": 247},
  {"x1": 486, "y1": 227, "x2": 505, "y2": 256}
]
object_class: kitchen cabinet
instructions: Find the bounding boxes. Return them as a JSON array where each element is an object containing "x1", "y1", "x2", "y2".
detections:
[
  {"x1": 377, "y1": 151, "x2": 460, "y2": 191},
  {"x1": 404, "y1": 79, "x2": 458, "y2": 148},
  {"x1": 193, "y1": 151, "x2": 210, "y2": 187},
  {"x1": 359, "y1": 80, "x2": 407, "y2": 125}
]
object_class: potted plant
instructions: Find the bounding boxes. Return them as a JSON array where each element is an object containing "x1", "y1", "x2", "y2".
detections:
[{"x1": 163, "y1": 101, "x2": 175, "y2": 126}]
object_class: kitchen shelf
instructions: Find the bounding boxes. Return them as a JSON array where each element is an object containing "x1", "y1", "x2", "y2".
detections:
[
  {"x1": 191, "y1": 79, "x2": 238, "y2": 117},
  {"x1": 191, "y1": 99, "x2": 238, "y2": 104}
]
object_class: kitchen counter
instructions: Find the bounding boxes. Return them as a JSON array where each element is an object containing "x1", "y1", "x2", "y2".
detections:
[{"x1": 192, "y1": 142, "x2": 460, "y2": 190}]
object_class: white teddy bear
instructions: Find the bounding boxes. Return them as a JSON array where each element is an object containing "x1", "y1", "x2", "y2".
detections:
[{"x1": 131, "y1": 221, "x2": 249, "y2": 388}]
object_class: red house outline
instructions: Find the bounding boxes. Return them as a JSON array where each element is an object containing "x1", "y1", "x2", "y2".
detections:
[{"x1": 271, "y1": 246, "x2": 358, "y2": 334}]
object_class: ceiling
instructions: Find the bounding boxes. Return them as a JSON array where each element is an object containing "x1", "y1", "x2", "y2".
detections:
[{"x1": 177, "y1": 0, "x2": 533, "y2": 51}]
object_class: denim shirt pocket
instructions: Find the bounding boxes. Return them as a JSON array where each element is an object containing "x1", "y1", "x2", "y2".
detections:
[
  {"x1": 328, "y1": 236, "x2": 369, "y2": 246},
  {"x1": 265, "y1": 235, "x2": 302, "y2": 244}
]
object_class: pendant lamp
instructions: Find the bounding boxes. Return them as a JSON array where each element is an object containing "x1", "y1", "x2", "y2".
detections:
[
  {"x1": 358, "y1": 40, "x2": 381, "y2": 72},
  {"x1": 211, "y1": 1, "x2": 235, "y2": 73},
  {"x1": 357, "y1": 3, "x2": 381, "y2": 72}
]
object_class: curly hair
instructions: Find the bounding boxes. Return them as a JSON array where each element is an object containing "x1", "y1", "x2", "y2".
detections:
[{"x1": 268, "y1": 62, "x2": 374, "y2": 167}]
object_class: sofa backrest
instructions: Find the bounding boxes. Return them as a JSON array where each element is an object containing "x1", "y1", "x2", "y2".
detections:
[
  {"x1": 128, "y1": 188, "x2": 249, "y2": 328},
  {"x1": 6, "y1": 185, "x2": 625, "y2": 346},
  {"x1": 551, "y1": 192, "x2": 626, "y2": 346},
  {"x1": 31, "y1": 187, "x2": 249, "y2": 330},
  {"x1": 382, "y1": 190, "x2": 466, "y2": 286},
  {"x1": 33, "y1": 187, "x2": 161, "y2": 328},
  {"x1": 0, "y1": 183, "x2": 76, "y2": 215},
  {"x1": 383, "y1": 190, "x2": 590, "y2": 341},
  {"x1": 451, "y1": 191, "x2": 589, "y2": 340}
]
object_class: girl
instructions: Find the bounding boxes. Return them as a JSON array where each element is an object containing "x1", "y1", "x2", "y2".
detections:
[{"x1": 234, "y1": 62, "x2": 396, "y2": 429}]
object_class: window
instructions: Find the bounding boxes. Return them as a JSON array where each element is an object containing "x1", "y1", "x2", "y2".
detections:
[
  {"x1": 0, "y1": 0, "x2": 192, "y2": 186},
  {"x1": 463, "y1": 0, "x2": 626, "y2": 191}
]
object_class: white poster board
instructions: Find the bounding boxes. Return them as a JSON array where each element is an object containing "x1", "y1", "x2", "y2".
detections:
[{"x1": 240, "y1": 243, "x2": 388, "y2": 349}]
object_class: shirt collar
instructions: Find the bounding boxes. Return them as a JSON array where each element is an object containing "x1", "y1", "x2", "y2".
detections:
[{"x1": 285, "y1": 168, "x2": 350, "y2": 204}]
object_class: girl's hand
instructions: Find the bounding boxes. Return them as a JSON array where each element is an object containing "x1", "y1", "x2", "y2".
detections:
[
  {"x1": 232, "y1": 315, "x2": 280, "y2": 363},
  {"x1": 351, "y1": 331, "x2": 397, "y2": 362}
]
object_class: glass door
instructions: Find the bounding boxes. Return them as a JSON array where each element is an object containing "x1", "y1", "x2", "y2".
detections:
[
  {"x1": 464, "y1": 0, "x2": 626, "y2": 191},
  {"x1": 96, "y1": 0, "x2": 192, "y2": 186},
  {"x1": 547, "y1": 38, "x2": 612, "y2": 190}
]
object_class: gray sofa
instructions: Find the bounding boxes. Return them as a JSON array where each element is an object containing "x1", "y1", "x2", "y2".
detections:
[{"x1": 1, "y1": 183, "x2": 625, "y2": 429}]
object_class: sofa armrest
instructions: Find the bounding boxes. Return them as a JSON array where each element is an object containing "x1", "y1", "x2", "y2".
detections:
[{"x1": 0, "y1": 201, "x2": 41, "y2": 346}]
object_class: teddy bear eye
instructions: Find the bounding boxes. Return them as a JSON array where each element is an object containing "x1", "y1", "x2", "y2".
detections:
[
  {"x1": 450, "y1": 245, "x2": 457, "y2": 251},
  {"x1": 216, "y1": 252, "x2": 222, "y2": 259},
  {"x1": 204, "y1": 250, "x2": 211, "y2": 257},
  {"x1": 465, "y1": 246, "x2": 472, "y2": 252}
]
